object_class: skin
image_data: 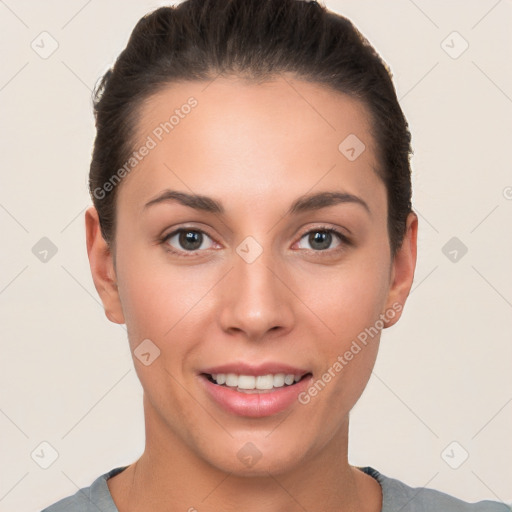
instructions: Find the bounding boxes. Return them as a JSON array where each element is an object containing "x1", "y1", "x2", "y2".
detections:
[{"x1": 86, "y1": 74, "x2": 418, "y2": 512}]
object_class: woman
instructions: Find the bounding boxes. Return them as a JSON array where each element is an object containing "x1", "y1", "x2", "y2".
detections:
[{"x1": 41, "y1": 0, "x2": 510, "y2": 510}]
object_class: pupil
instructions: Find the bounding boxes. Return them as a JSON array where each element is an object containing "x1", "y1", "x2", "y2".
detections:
[
  {"x1": 310, "y1": 231, "x2": 331, "y2": 250},
  {"x1": 180, "y1": 231, "x2": 202, "y2": 250}
]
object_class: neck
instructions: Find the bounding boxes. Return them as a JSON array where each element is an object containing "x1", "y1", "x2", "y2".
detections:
[{"x1": 109, "y1": 396, "x2": 381, "y2": 512}]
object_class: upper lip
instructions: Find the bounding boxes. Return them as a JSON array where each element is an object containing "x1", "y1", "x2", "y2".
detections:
[{"x1": 200, "y1": 362, "x2": 311, "y2": 377}]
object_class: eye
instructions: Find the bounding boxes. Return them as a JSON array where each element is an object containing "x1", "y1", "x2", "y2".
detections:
[
  {"x1": 159, "y1": 225, "x2": 350, "y2": 258},
  {"x1": 295, "y1": 227, "x2": 349, "y2": 252},
  {"x1": 161, "y1": 228, "x2": 216, "y2": 256}
]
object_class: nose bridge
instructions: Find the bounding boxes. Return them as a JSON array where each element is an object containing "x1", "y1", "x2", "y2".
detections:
[{"x1": 218, "y1": 239, "x2": 294, "y2": 339}]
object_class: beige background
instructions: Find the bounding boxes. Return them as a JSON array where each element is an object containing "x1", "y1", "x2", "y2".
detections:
[{"x1": 0, "y1": 0, "x2": 511, "y2": 510}]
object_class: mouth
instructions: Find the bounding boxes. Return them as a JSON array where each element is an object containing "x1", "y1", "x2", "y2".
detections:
[
  {"x1": 198, "y1": 367, "x2": 313, "y2": 418},
  {"x1": 201, "y1": 372, "x2": 313, "y2": 394}
]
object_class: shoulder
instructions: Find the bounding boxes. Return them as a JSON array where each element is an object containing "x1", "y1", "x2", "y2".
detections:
[
  {"x1": 358, "y1": 466, "x2": 511, "y2": 512},
  {"x1": 40, "y1": 466, "x2": 128, "y2": 512}
]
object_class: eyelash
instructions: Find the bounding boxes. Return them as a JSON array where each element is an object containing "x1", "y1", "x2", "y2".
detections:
[{"x1": 159, "y1": 225, "x2": 351, "y2": 259}]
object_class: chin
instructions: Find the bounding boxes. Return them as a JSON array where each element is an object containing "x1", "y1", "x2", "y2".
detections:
[{"x1": 199, "y1": 434, "x2": 310, "y2": 477}]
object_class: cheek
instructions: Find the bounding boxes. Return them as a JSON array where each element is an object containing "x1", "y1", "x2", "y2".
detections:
[
  {"x1": 296, "y1": 248, "x2": 389, "y2": 399},
  {"x1": 297, "y1": 249, "x2": 389, "y2": 342},
  {"x1": 114, "y1": 251, "x2": 205, "y2": 406},
  {"x1": 115, "y1": 244, "x2": 220, "y2": 350}
]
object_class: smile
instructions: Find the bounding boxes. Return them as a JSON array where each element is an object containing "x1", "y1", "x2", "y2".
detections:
[
  {"x1": 199, "y1": 367, "x2": 314, "y2": 417},
  {"x1": 204, "y1": 372, "x2": 311, "y2": 393}
]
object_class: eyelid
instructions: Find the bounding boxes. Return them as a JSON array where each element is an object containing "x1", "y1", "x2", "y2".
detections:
[
  {"x1": 296, "y1": 224, "x2": 350, "y2": 241},
  {"x1": 159, "y1": 223, "x2": 351, "y2": 257},
  {"x1": 294, "y1": 224, "x2": 351, "y2": 251},
  {"x1": 160, "y1": 225, "x2": 219, "y2": 256}
]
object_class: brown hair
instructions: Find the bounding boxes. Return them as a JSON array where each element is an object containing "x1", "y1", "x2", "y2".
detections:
[{"x1": 89, "y1": 0, "x2": 413, "y2": 256}]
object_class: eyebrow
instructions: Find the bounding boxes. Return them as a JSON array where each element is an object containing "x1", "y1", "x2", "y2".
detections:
[{"x1": 143, "y1": 189, "x2": 371, "y2": 216}]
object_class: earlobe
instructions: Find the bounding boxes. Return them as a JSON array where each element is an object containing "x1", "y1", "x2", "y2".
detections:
[
  {"x1": 382, "y1": 211, "x2": 418, "y2": 328},
  {"x1": 85, "y1": 206, "x2": 126, "y2": 325}
]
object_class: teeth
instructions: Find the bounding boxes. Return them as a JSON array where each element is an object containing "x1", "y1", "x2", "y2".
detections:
[
  {"x1": 209, "y1": 372, "x2": 304, "y2": 390},
  {"x1": 273, "y1": 373, "x2": 285, "y2": 387},
  {"x1": 256, "y1": 375, "x2": 274, "y2": 389},
  {"x1": 284, "y1": 374, "x2": 294, "y2": 385},
  {"x1": 238, "y1": 375, "x2": 256, "y2": 389},
  {"x1": 225, "y1": 373, "x2": 238, "y2": 387}
]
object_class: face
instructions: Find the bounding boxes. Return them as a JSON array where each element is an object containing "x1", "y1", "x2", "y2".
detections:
[{"x1": 87, "y1": 75, "x2": 417, "y2": 476}]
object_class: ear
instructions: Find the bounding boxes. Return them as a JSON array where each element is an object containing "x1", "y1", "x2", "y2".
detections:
[
  {"x1": 85, "y1": 206, "x2": 125, "y2": 324},
  {"x1": 382, "y1": 211, "x2": 418, "y2": 328}
]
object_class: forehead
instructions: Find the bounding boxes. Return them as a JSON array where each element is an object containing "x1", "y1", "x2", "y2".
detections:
[
  {"x1": 135, "y1": 75, "x2": 375, "y2": 151},
  {"x1": 118, "y1": 75, "x2": 384, "y2": 216}
]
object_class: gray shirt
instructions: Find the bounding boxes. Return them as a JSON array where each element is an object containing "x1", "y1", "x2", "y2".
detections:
[{"x1": 40, "y1": 465, "x2": 511, "y2": 511}]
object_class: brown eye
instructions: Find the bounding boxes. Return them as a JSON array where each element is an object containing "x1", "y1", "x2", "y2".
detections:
[
  {"x1": 163, "y1": 229, "x2": 214, "y2": 253},
  {"x1": 296, "y1": 228, "x2": 348, "y2": 252}
]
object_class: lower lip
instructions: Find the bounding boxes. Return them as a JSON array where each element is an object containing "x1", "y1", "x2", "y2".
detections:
[{"x1": 199, "y1": 374, "x2": 313, "y2": 418}]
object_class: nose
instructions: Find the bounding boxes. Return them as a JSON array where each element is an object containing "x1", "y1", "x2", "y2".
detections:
[{"x1": 218, "y1": 247, "x2": 295, "y2": 342}]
